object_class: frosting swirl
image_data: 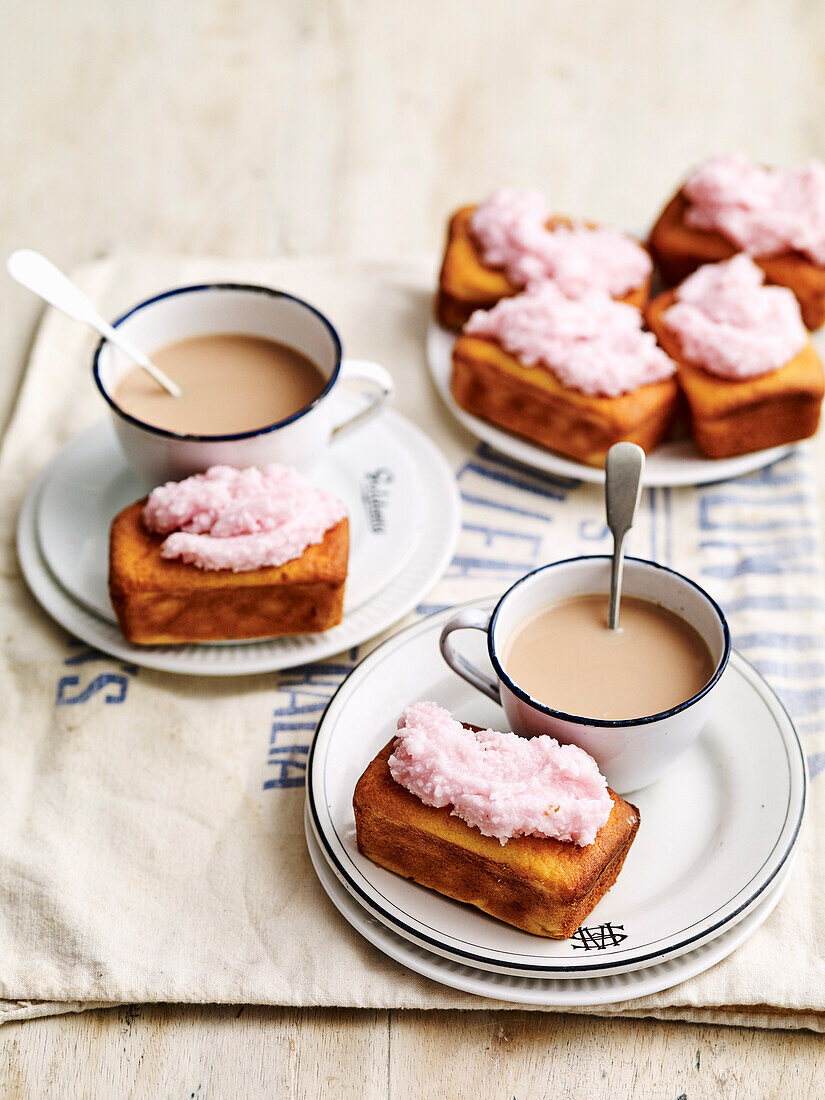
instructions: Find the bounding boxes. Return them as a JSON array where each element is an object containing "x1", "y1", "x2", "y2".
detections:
[
  {"x1": 143, "y1": 464, "x2": 346, "y2": 572},
  {"x1": 389, "y1": 701, "x2": 613, "y2": 847},
  {"x1": 469, "y1": 187, "x2": 651, "y2": 298},
  {"x1": 684, "y1": 154, "x2": 825, "y2": 264},
  {"x1": 662, "y1": 254, "x2": 807, "y2": 379},
  {"x1": 464, "y1": 281, "x2": 675, "y2": 397}
]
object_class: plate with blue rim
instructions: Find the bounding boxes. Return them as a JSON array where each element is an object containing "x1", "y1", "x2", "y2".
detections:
[
  {"x1": 17, "y1": 413, "x2": 460, "y2": 675},
  {"x1": 305, "y1": 804, "x2": 795, "y2": 1004},
  {"x1": 306, "y1": 598, "x2": 806, "y2": 978}
]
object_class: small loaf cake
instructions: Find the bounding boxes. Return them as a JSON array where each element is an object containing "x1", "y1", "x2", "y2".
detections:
[
  {"x1": 649, "y1": 155, "x2": 825, "y2": 330},
  {"x1": 451, "y1": 282, "x2": 680, "y2": 467},
  {"x1": 353, "y1": 705, "x2": 641, "y2": 939},
  {"x1": 437, "y1": 189, "x2": 652, "y2": 330},
  {"x1": 109, "y1": 464, "x2": 348, "y2": 644},
  {"x1": 645, "y1": 255, "x2": 824, "y2": 459}
]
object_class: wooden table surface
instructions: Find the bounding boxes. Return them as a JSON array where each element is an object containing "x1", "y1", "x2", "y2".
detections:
[{"x1": 2, "y1": 1, "x2": 824, "y2": 1095}]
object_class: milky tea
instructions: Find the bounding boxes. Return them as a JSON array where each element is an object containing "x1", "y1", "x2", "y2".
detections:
[
  {"x1": 502, "y1": 593, "x2": 716, "y2": 722},
  {"x1": 114, "y1": 333, "x2": 327, "y2": 436}
]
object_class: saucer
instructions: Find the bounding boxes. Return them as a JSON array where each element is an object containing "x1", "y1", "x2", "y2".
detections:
[
  {"x1": 17, "y1": 413, "x2": 460, "y2": 675},
  {"x1": 306, "y1": 600, "x2": 805, "y2": 977},
  {"x1": 305, "y1": 806, "x2": 793, "y2": 1006},
  {"x1": 427, "y1": 321, "x2": 796, "y2": 488}
]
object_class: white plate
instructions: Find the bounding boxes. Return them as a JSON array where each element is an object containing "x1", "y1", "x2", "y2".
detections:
[
  {"x1": 427, "y1": 321, "x2": 796, "y2": 487},
  {"x1": 305, "y1": 806, "x2": 793, "y2": 1006},
  {"x1": 17, "y1": 413, "x2": 460, "y2": 676},
  {"x1": 36, "y1": 416, "x2": 423, "y2": 624},
  {"x1": 307, "y1": 600, "x2": 805, "y2": 976}
]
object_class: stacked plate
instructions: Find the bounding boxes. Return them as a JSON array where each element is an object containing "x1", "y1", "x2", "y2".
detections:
[
  {"x1": 305, "y1": 600, "x2": 807, "y2": 1006},
  {"x1": 17, "y1": 412, "x2": 460, "y2": 675}
]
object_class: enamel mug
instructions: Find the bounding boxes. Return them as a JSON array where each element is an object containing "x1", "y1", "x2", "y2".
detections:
[{"x1": 93, "y1": 283, "x2": 394, "y2": 484}]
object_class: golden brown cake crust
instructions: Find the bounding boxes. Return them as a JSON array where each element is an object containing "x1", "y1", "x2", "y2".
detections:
[
  {"x1": 353, "y1": 740, "x2": 641, "y2": 940},
  {"x1": 648, "y1": 189, "x2": 825, "y2": 330},
  {"x1": 109, "y1": 500, "x2": 348, "y2": 644},
  {"x1": 436, "y1": 205, "x2": 651, "y2": 331},
  {"x1": 450, "y1": 332, "x2": 680, "y2": 467},
  {"x1": 646, "y1": 290, "x2": 825, "y2": 458}
]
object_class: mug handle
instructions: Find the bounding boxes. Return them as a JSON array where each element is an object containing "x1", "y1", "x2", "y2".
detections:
[
  {"x1": 439, "y1": 609, "x2": 501, "y2": 705},
  {"x1": 330, "y1": 358, "x2": 394, "y2": 440}
]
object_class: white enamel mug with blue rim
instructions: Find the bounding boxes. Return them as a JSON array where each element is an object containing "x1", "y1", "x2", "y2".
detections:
[
  {"x1": 440, "y1": 556, "x2": 731, "y2": 793},
  {"x1": 93, "y1": 283, "x2": 394, "y2": 485}
]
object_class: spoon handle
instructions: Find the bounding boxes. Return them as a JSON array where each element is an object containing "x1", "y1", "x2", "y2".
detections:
[
  {"x1": 608, "y1": 532, "x2": 626, "y2": 630},
  {"x1": 93, "y1": 316, "x2": 182, "y2": 397},
  {"x1": 605, "y1": 442, "x2": 645, "y2": 630},
  {"x1": 7, "y1": 250, "x2": 181, "y2": 398}
]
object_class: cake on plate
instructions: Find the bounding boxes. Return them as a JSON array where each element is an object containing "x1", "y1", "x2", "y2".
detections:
[
  {"x1": 649, "y1": 154, "x2": 825, "y2": 330},
  {"x1": 450, "y1": 281, "x2": 679, "y2": 467},
  {"x1": 354, "y1": 703, "x2": 641, "y2": 939},
  {"x1": 645, "y1": 254, "x2": 825, "y2": 458},
  {"x1": 109, "y1": 464, "x2": 349, "y2": 644},
  {"x1": 437, "y1": 187, "x2": 652, "y2": 330}
]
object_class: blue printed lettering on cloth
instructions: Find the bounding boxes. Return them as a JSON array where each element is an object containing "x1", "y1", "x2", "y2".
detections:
[
  {"x1": 55, "y1": 641, "x2": 138, "y2": 706},
  {"x1": 263, "y1": 656, "x2": 359, "y2": 790}
]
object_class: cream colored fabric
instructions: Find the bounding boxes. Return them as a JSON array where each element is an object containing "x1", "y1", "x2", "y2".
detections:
[{"x1": 0, "y1": 256, "x2": 823, "y2": 1030}]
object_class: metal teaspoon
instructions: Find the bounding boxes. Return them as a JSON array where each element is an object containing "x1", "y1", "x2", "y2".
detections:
[
  {"x1": 7, "y1": 249, "x2": 182, "y2": 397},
  {"x1": 605, "y1": 441, "x2": 645, "y2": 630}
]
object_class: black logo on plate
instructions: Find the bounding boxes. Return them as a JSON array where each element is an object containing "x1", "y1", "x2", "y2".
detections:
[{"x1": 570, "y1": 922, "x2": 628, "y2": 950}]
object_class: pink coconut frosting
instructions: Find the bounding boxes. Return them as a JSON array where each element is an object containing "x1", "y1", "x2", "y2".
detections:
[
  {"x1": 464, "y1": 281, "x2": 675, "y2": 397},
  {"x1": 469, "y1": 187, "x2": 652, "y2": 298},
  {"x1": 388, "y1": 701, "x2": 613, "y2": 847},
  {"x1": 142, "y1": 464, "x2": 346, "y2": 572},
  {"x1": 683, "y1": 154, "x2": 825, "y2": 264},
  {"x1": 663, "y1": 254, "x2": 807, "y2": 379}
]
